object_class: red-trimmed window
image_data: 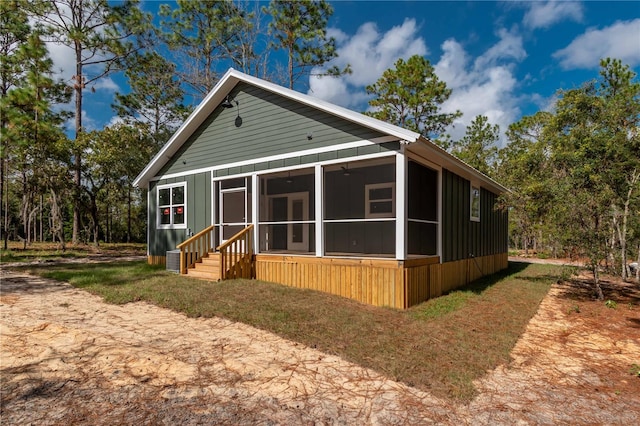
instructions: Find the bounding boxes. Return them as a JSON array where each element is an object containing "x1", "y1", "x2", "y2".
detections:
[{"x1": 158, "y1": 183, "x2": 186, "y2": 228}]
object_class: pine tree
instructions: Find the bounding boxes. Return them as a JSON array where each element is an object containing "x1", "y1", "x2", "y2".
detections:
[
  {"x1": 365, "y1": 55, "x2": 461, "y2": 147},
  {"x1": 114, "y1": 52, "x2": 190, "y2": 148},
  {"x1": 549, "y1": 58, "x2": 640, "y2": 297},
  {"x1": 267, "y1": 0, "x2": 349, "y2": 89},
  {"x1": 496, "y1": 112, "x2": 554, "y2": 255},
  {"x1": 159, "y1": 0, "x2": 247, "y2": 99},
  {"x1": 1, "y1": 31, "x2": 71, "y2": 248},
  {"x1": 32, "y1": 0, "x2": 145, "y2": 244},
  {"x1": 451, "y1": 115, "x2": 499, "y2": 177},
  {"x1": 0, "y1": 0, "x2": 33, "y2": 248}
]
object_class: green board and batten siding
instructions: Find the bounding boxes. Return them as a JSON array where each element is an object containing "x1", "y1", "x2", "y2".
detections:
[
  {"x1": 149, "y1": 172, "x2": 212, "y2": 257},
  {"x1": 159, "y1": 82, "x2": 386, "y2": 177},
  {"x1": 441, "y1": 169, "x2": 508, "y2": 263}
]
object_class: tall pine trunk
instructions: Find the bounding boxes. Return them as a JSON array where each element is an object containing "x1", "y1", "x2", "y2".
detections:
[
  {"x1": 620, "y1": 170, "x2": 639, "y2": 280},
  {"x1": 49, "y1": 187, "x2": 65, "y2": 251},
  {"x1": 127, "y1": 186, "x2": 132, "y2": 243},
  {"x1": 592, "y1": 264, "x2": 604, "y2": 300},
  {"x1": 72, "y1": 35, "x2": 83, "y2": 245}
]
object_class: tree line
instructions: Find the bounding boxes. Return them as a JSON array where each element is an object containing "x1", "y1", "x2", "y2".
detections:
[
  {"x1": 362, "y1": 53, "x2": 639, "y2": 290},
  {"x1": 1, "y1": 0, "x2": 345, "y2": 248},
  {"x1": 1, "y1": 1, "x2": 638, "y2": 290}
]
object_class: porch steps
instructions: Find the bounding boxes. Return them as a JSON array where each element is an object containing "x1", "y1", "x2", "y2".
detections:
[{"x1": 186, "y1": 252, "x2": 221, "y2": 280}]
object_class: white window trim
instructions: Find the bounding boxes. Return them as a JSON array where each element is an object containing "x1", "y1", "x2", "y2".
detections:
[
  {"x1": 157, "y1": 182, "x2": 187, "y2": 229},
  {"x1": 470, "y1": 183, "x2": 481, "y2": 222},
  {"x1": 365, "y1": 182, "x2": 396, "y2": 219}
]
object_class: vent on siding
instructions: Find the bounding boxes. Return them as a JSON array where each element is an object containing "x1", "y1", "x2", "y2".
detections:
[{"x1": 166, "y1": 250, "x2": 181, "y2": 273}]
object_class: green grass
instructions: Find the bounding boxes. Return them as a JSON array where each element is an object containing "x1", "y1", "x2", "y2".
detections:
[
  {"x1": 13, "y1": 260, "x2": 564, "y2": 402},
  {"x1": 0, "y1": 242, "x2": 146, "y2": 263}
]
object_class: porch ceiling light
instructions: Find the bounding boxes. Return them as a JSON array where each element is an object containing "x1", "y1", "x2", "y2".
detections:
[
  {"x1": 221, "y1": 95, "x2": 235, "y2": 108},
  {"x1": 286, "y1": 171, "x2": 293, "y2": 184}
]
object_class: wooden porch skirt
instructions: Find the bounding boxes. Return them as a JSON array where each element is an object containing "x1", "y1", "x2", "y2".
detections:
[
  {"x1": 148, "y1": 252, "x2": 508, "y2": 309},
  {"x1": 148, "y1": 255, "x2": 167, "y2": 266},
  {"x1": 254, "y1": 253, "x2": 508, "y2": 309}
]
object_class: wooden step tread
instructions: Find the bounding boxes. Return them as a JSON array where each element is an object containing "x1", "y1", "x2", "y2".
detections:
[
  {"x1": 186, "y1": 269, "x2": 220, "y2": 280},
  {"x1": 191, "y1": 264, "x2": 219, "y2": 273},
  {"x1": 200, "y1": 257, "x2": 221, "y2": 266}
]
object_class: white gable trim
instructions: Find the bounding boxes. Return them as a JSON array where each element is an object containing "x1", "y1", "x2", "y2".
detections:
[
  {"x1": 149, "y1": 136, "x2": 400, "y2": 183},
  {"x1": 134, "y1": 68, "x2": 419, "y2": 189}
]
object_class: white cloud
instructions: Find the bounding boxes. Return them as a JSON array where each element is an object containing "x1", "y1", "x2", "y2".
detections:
[
  {"x1": 65, "y1": 109, "x2": 98, "y2": 132},
  {"x1": 310, "y1": 22, "x2": 528, "y2": 147},
  {"x1": 106, "y1": 115, "x2": 126, "y2": 128},
  {"x1": 435, "y1": 30, "x2": 528, "y2": 146},
  {"x1": 47, "y1": 41, "x2": 76, "y2": 84},
  {"x1": 474, "y1": 28, "x2": 527, "y2": 69},
  {"x1": 553, "y1": 19, "x2": 640, "y2": 69},
  {"x1": 308, "y1": 19, "x2": 427, "y2": 108},
  {"x1": 523, "y1": 1, "x2": 583, "y2": 29},
  {"x1": 91, "y1": 77, "x2": 119, "y2": 92}
]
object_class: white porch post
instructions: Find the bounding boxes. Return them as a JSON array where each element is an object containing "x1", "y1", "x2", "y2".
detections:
[
  {"x1": 252, "y1": 173, "x2": 259, "y2": 254},
  {"x1": 315, "y1": 164, "x2": 324, "y2": 256},
  {"x1": 396, "y1": 151, "x2": 407, "y2": 260},
  {"x1": 146, "y1": 188, "x2": 151, "y2": 257}
]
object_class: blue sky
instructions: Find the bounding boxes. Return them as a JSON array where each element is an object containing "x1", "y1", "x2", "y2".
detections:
[{"x1": 48, "y1": 1, "x2": 640, "y2": 146}]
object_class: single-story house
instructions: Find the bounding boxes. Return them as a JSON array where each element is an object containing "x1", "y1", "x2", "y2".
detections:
[{"x1": 133, "y1": 68, "x2": 508, "y2": 309}]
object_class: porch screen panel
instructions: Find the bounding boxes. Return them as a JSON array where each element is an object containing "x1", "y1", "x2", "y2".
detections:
[
  {"x1": 407, "y1": 221, "x2": 437, "y2": 255},
  {"x1": 324, "y1": 160, "x2": 395, "y2": 257},
  {"x1": 408, "y1": 160, "x2": 438, "y2": 255},
  {"x1": 325, "y1": 222, "x2": 394, "y2": 255},
  {"x1": 214, "y1": 176, "x2": 251, "y2": 244},
  {"x1": 258, "y1": 169, "x2": 315, "y2": 253}
]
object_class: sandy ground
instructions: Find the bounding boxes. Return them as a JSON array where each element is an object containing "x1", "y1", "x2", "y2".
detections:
[{"x1": 1, "y1": 265, "x2": 639, "y2": 425}]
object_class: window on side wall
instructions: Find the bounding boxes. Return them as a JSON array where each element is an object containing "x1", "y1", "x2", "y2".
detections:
[
  {"x1": 158, "y1": 183, "x2": 187, "y2": 229},
  {"x1": 470, "y1": 184, "x2": 480, "y2": 222},
  {"x1": 365, "y1": 182, "x2": 395, "y2": 218}
]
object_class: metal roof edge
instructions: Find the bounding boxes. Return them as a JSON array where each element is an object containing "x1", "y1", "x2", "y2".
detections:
[{"x1": 411, "y1": 136, "x2": 509, "y2": 194}]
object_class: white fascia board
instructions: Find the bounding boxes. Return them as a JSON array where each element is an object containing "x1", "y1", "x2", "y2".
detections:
[
  {"x1": 409, "y1": 137, "x2": 509, "y2": 195},
  {"x1": 134, "y1": 68, "x2": 421, "y2": 189},
  {"x1": 133, "y1": 69, "x2": 241, "y2": 189}
]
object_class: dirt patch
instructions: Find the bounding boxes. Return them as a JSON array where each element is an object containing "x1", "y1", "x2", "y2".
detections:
[
  {"x1": 1, "y1": 267, "x2": 639, "y2": 424},
  {"x1": 469, "y1": 276, "x2": 640, "y2": 424}
]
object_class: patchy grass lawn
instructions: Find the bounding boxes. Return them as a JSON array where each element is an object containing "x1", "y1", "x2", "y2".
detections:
[
  {"x1": 13, "y1": 260, "x2": 565, "y2": 401},
  {"x1": 0, "y1": 242, "x2": 145, "y2": 263}
]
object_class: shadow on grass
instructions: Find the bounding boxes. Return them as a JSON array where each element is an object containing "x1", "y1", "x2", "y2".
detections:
[
  {"x1": 1, "y1": 251, "x2": 80, "y2": 261},
  {"x1": 409, "y1": 261, "x2": 534, "y2": 320},
  {"x1": 445, "y1": 261, "x2": 530, "y2": 296},
  {"x1": 0, "y1": 272, "x2": 71, "y2": 296},
  {"x1": 11, "y1": 261, "x2": 168, "y2": 289},
  {"x1": 555, "y1": 275, "x2": 640, "y2": 304}
]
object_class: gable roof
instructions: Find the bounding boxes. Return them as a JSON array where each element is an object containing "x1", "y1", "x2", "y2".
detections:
[
  {"x1": 133, "y1": 68, "x2": 420, "y2": 189},
  {"x1": 133, "y1": 68, "x2": 507, "y2": 195}
]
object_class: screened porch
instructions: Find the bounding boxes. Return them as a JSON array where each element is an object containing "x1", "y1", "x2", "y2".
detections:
[{"x1": 211, "y1": 155, "x2": 440, "y2": 260}]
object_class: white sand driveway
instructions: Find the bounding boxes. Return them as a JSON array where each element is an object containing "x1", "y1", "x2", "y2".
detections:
[
  {"x1": 1, "y1": 268, "x2": 639, "y2": 425},
  {"x1": 1, "y1": 270, "x2": 457, "y2": 424}
]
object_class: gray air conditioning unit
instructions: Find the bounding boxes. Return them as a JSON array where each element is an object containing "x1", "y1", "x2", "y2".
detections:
[{"x1": 166, "y1": 250, "x2": 181, "y2": 273}]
